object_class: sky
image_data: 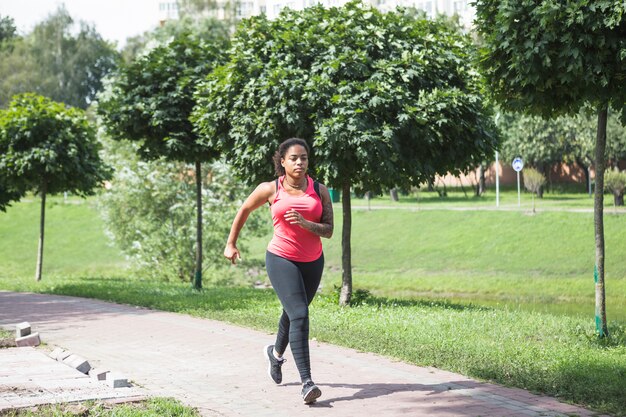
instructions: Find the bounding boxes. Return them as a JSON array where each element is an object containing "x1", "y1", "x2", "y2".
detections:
[{"x1": 0, "y1": 0, "x2": 164, "y2": 48}]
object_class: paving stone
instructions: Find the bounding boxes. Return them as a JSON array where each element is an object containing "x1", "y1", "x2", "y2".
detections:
[
  {"x1": 106, "y1": 373, "x2": 129, "y2": 388},
  {"x1": 89, "y1": 368, "x2": 109, "y2": 381},
  {"x1": 15, "y1": 332, "x2": 40, "y2": 347},
  {"x1": 0, "y1": 347, "x2": 145, "y2": 411},
  {"x1": 62, "y1": 354, "x2": 91, "y2": 374},
  {"x1": 15, "y1": 322, "x2": 31, "y2": 338},
  {"x1": 49, "y1": 347, "x2": 66, "y2": 361}
]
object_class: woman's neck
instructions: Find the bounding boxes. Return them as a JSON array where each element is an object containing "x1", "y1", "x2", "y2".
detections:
[{"x1": 284, "y1": 175, "x2": 307, "y2": 190}]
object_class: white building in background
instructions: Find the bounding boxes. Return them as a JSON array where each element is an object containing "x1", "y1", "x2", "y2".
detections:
[
  {"x1": 158, "y1": 1, "x2": 180, "y2": 24},
  {"x1": 261, "y1": 0, "x2": 473, "y2": 26},
  {"x1": 160, "y1": 0, "x2": 475, "y2": 29}
]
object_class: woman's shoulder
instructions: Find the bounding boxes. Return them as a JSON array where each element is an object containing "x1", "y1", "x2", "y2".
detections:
[{"x1": 257, "y1": 179, "x2": 278, "y2": 194}]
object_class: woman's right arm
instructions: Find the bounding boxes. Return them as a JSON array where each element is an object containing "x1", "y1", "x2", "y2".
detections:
[{"x1": 224, "y1": 181, "x2": 275, "y2": 265}]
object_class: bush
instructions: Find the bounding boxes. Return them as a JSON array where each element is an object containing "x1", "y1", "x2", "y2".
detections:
[
  {"x1": 604, "y1": 168, "x2": 625, "y2": 207},
  {"x1": 98, "y1": 139, "x2": 269, "y2": 283},
  {"x1": 522, "y1": 167, "x2": 546, "y2": 213}
]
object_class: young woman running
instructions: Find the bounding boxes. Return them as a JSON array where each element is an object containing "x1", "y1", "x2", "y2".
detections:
[{"x1": 223, "y1": 138, "x2": 334, "y2": 404}]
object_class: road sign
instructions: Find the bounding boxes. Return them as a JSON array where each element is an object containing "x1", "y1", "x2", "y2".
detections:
[{"x1": 512, "y1": 157, "x2": 523, "y2": 207}]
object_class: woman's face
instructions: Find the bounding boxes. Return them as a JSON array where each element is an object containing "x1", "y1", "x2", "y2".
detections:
[{"x1": 281, "y1": 145, "x2": 308, "y2": 178}]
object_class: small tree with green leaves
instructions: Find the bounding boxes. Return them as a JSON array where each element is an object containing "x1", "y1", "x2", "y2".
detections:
[
  {"x1": 194, "y1": 1, "x2": 497, "y2": 305},
  {"x1": 475, "y1": 0, "x2": 626, "y2": 337},
  {"x1": 98, "y1": 20, "x2": 230, "y2": 290},
  {"x1": 522, "y1": 168, "x2": 546, "y2": 213},
  {"x1": 604, "y1": 169, "x2": 625, "y2": 209},
  {"x1": 0, "y1": 93, "x2": 111, "y2": 281}
]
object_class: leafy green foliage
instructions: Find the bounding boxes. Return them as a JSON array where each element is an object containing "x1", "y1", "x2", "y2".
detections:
[
  {"x1": 194, "y1": 1, "x2": 497, "y2": 193},
  {"x1": 98, "y1": 22, "x2": 229, "y2": 163},
  {"x1": 604, "y1": 168, "x2": 626, "y2": 207},
  {"x1": 0, "y1": 15, "x2": 16, "y2": 46},
  {"x1": 98, "y1": 139, "x2": 268, "y2": 283},
  {"x1": 498, "y1": 112, "x2": 575, "y2": 172},
  {"x1": 498, "y1": 110, "x2": 626, "y2": 175},
  {"x1": 475, "y1": 0, "x2": 626, "y2": 118},
  {"x1": 120, "y1": 15, "x2": 232, "y2": 65},
  {"x1": 0, "y1": 93, "x2": 112, "y2": 197},
  {"x1": 98, "y1": 19, "x2": 231, "y2": 288},
  {"x1": 522, "y1": 167, "x2": 546, "y2": 212},
  {"x1": 523, "y1": 167, "x2": 546, "y2": 194},
  {"x1": 0, "y1": 7, "x2": 119, "y2": 109},
  {"x1": 605, "y1": 169, "x2": 626, "y2": 194}
]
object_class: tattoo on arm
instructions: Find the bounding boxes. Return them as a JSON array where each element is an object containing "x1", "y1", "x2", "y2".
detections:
[{"x1": 302, "y1": 197, "x2": 334, "y2": 238}]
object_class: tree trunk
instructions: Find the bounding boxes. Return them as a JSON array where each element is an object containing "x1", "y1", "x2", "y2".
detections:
[
  {"x1": 389, "y1": 188, "x2": 398, "y2": 202},
  {"x1": 594, "y1": 106, "x2": 609, "y2": 338},
  {"x1": 339, "y1": 181, "x2": 352, "y2": 306},
  {"x1": 193, "y1": 160, "x2": 203, "y2": 290},
  {"x1": 35, "y1": 181, "x2": 47, "y2": 282},
  {"x1": 615, "y1": 191, "x2": 624, "y2": 207},
  {"x1": 476, "y1": 164, "x2": 486, "y2": 196}
]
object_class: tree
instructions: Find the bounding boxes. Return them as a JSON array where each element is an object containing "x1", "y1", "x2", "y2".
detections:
[
  {"x1": 498, "y1": 112, "x2": 573, "y2": 195},
  {"x1": 98, "y1": 20, "x2": 230, "y2": 290},
  {"x1": 0, "y1": 176, "x2": 23, "y2": 212},
  {"x1": 0, "y1": 93, "x2": 111, "y2": 281},
  {"x1": 0, "y1": 15, "x2": 17, "y2": 46},
  {"x1": 497, "y1": 110, "x2": 626, "y2": 196},
  {"x1": 475, "y1": 0, "x2": 626, "y2": 337},
  {"x1": 0, "y1": 6, "x2": 119, "y2": 109},
  {"x1": 604, "y1": 168, "x2": 625, "y2": 208},
  {"x1": 522, "y1": 167, "x2": 546, "y2": 213},
  {"x1": 193, "y1": 1, "x2": 497, "y2": 305},
  {"x1": 120, "y1": 15, "x2": 231, "y2": 64}
]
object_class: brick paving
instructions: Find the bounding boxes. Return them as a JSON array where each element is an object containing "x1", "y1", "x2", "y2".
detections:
[{"x1": 0, "y1": 291, "x2": 609, "y2": 417}]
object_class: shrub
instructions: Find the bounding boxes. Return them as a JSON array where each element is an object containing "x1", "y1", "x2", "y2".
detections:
[
  {"x1": 523, "y1": 168, "x2": 546, "y2": 213},
  {"x1": 604, "y1": 168, "x2": 626, "y2": 207},
  {"x1": 98, "y1": 139, "x2": 269, "y2": 283}
]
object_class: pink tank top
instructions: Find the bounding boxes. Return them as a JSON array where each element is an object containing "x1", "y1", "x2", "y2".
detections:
[{"x1": 267, "y1": 175, "x2": 323, "y2": 262}]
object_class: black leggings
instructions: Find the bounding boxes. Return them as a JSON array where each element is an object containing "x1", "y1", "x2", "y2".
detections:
[{"x1": 265, "y1": 251, "x2": 324, "y2": 383}]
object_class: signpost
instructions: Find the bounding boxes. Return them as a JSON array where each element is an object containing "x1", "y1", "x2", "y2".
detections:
[
  {"x1": 512, "y1": 157, "x2": 524, "y2": 207},
  {"x1": 495, "y1": 151, "x2": 500, "y2": 208}
]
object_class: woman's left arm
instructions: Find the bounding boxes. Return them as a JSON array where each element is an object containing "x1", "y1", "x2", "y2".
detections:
[{"x1": 284, "y1": 184, "x2": 334, "y2": 239}]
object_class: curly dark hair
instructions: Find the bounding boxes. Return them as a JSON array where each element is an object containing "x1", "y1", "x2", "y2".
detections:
[{"x1": 272, "y1": 138, "x2": 310, "y2": 176}]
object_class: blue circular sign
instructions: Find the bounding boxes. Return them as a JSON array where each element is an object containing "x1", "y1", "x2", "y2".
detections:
[{"x1": 512, "y1": 157, "x2": 524, "y2": 172}]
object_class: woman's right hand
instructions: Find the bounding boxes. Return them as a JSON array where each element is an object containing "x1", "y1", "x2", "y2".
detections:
[{"x1": 224, "y1": 243, "x2": 241, "y2": 265}]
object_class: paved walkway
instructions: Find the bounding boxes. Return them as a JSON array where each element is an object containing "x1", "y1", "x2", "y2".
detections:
[{"x1": 0, "y1": 291, "x2": 608, "y2": 417}]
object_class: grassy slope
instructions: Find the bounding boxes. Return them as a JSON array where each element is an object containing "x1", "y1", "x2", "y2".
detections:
[
  {"x1": 1, "y1": 195, "x2": 625, "y2": 415},
  {"x1": 0, "y1": 197, "x2": 128, "y2": 279}
]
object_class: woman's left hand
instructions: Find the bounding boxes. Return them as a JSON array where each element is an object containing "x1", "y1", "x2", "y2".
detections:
[{"x1": 284, "y1": 209, "x2": 306, "y2": 226}]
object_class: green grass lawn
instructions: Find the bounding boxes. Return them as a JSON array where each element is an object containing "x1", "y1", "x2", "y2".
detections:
[
  {"x1": 0, "y1": 196, "x2": 128, "y2": 279},
  {"x1": 359, "y1": 186, "x2": 624, "y2": 211},
  {"x1": 1, "y1": 193, "x2": 625, "y2": 415},
  {"x1": 246, "y1": 198, "x2": 626, "y2": 322}
]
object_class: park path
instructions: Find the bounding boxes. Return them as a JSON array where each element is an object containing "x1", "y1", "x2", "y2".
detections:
[{"x1": 0, "y1": 291, "x2": 609, "y2": 417}]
